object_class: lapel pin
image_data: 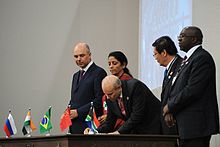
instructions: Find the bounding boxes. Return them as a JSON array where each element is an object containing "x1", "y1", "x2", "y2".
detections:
[{"x1": 168, "y1": 72, "x2": 173, "y2": 79}]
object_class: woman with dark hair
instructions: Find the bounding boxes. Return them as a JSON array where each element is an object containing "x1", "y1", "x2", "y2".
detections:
[
  {"x1": 108, "y1": 51, "x2": 133, "y2": 80},
  {"x1": 98, "y1": 51, "x2": 133, "y2": 130}
]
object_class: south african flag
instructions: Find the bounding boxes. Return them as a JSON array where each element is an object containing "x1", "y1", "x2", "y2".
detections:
[{"x1": 85, "y1": 102, "x2": 100, "y2": 133}]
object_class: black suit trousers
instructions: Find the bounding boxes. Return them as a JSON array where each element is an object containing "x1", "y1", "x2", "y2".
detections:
[{"x1": 179, "y1": 136, "x2": 211, "y2": 147}]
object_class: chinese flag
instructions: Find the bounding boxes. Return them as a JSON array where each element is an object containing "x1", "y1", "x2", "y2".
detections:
[{"x1": 60, "y1": 107, "x2": 72, "y2": 132}]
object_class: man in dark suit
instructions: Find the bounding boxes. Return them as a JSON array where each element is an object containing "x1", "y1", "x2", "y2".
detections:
[
  {"x1": 152, "y1": 36, "x2": 182, "y2": 135},
  {"x1": 96, "y1": 75, "x2": 161, "y2": 134},
  {"x1": 68, "y1": 42, "x2": 107, "y2": 134},
  {"x1": 163, "y1": 26, "x2": 219, "y2": 147}
]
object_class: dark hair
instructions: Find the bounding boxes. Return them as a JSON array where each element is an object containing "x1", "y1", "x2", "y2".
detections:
[
  {"x1": 152, "y1": 36, "x2": 177, "y2": 55},
  {"x1": 108, "y1": 51, "x2": 133, "y2": 77}
]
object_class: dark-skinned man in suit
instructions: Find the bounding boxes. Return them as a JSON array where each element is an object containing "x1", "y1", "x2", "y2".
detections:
[{"x1": 163, "y1": 26, "x2": 219, "y2": 147}]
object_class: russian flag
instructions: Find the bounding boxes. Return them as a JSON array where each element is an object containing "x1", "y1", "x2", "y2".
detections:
[{"x1": 3, "y1": 113, "x2": 17, "y2": 137}]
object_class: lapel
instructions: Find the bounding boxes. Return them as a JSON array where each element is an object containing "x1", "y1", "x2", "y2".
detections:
[
  {"x1": 162, "y1": 68, "x2": 175, "y2": 88},
  {"x1": 162, "y1": 55, "x2": 182, "y2": 92},
  {"x1": 73, "y1": 63, "x2": 96, "y2": 92},
  {"x1": 72, "y1": 71, "x2": 80, "y2": 92},
  {"x1": 121, "y1": 81, "x2": 130, "y2": 119},
  {"x1": 107, "y1": 99, "x2": 124, "y2": 118},
  {"x1": 171, "y1": 48, "x2": 202, "y2": 87},
  {"x1": 108, "y1": 81, "x2": 130, "y2": 119},
  {"x1": 171, "y1": 60, "x2": 189, "y2": 87}
]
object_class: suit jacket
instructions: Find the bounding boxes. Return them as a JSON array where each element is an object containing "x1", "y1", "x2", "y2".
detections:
[
  {"x1": 97, "y1": 79, "x2": 161, "y2": 134},
  {"x1": 168, "y1": 46, "x2": 219, "y2": 139},
  {"x1": 161, "y1": 55, "x2": 182, "y2": 135},
  {"x1": 69, "y1": 63, "x2": 107, "y2": 134},
  {"x1": 101, "y1": 73, "x2": 133, "y2": 130},
  {"x1": 102, "y1": 73, "x2": 133, "y2": 115}
]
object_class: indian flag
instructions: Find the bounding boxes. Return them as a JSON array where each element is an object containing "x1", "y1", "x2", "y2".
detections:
[{"x1": 22, "y1": 109, "x2": 36, "y2": 136}]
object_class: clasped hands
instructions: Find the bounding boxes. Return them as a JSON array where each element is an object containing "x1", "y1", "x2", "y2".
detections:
[{"x1": 163, "y1": 104, "x2": 176, "y2": 128}]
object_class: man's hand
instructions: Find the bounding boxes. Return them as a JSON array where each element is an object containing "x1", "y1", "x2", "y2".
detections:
[
  {"x1": 164, "y1": 113, "x2": 176, "y2": 127},
  {"x1": 163, "y1": 104, "x2": 169, "y2": 116},
  {"x1": 84, "y1": 128, "x2": 91, "y2": 134},
  {"x1": 70, "y1": 109, "x2": 78, "y2": 119},
  {"x1": 98, "y1": 115, "x2": 107, "y2": 124}
]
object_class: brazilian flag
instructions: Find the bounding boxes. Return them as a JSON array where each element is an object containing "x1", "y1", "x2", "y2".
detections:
[{"x1": 40, "y1": 107, "x2": 52, "y2": 133}]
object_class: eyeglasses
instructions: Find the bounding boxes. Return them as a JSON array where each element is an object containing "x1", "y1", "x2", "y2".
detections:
[
  {"x1": 153, "y1": 50, "x2": 165, "y2": 57},
  {"x1": 153, "y1": 52, "x2": 158, "y2": 57},
  {"x1": 177, "y1": 34, "x2": 194, "y2": 39}
]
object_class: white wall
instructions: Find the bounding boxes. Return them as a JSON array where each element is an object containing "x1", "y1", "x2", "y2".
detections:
[{"x1": 0, "y1": 0, "x2": 139, "y2": 137}]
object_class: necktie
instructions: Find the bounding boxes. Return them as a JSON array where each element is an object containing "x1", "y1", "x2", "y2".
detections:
[
  {"x1": 181, "y1": 56, "x2": 188, "y2": 66},
  {"x1": 164, "y1": 69, "x2": 168, "y2": 78},
  {"x1": 175, "y1": 55, "x2": 188, "y2": 81},
  {"x1": 162, "y1": 69, "x2": 168, "y2": 88},
  {"x1": 118, "y1": 97, "x2": 126, "y2": 116},
  {"x1": 79, "y1": 70, "x2": 85, "y2": 81},
  {"x1": 183, "y1": 55, "x2": 187, "y2": 63}
]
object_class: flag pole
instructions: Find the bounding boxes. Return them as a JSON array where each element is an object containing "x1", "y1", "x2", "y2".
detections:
[
  {"x1": 46, "y1": 130, "x2": 51, "y2": 136},
  {"x1": 5, "y1": 109, "x2": 11, "y2": 138},
  {"x1": 67, "y1": 105, "x2": 71, "y2": 135},
  {"x1": 27, "y1": 108, "x2": 32, "y2": 137},
  {"x1": 45, "y1": 106, "x2": 52, "y2": 136},
  {"x1": 5, "y1": 109, "x2": 18, "y2": 138}
]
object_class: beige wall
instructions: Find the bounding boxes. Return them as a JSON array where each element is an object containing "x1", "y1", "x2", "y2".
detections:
[
  {"x1": 0, "y1": 0, "x2": 139, "y2": 137},
  {"x1": 0, "y1": 1, "x2": 219, "y2": 146},
  {"x1": 192, "y1": 0, "x2": 220, "y2": 146}
]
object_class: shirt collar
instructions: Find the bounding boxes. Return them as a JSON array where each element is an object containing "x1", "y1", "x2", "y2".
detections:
[
  {"x1": 166, "y1": 56, "x2": 176, "y2": 70},
  {"x1": 166, "y1": 55, "x2": 178, "y2": 72},
  {"x1": 81, "y1": 61, "x2": 93, "y2": 73},
  {"x1": 185, "y1": 44, "x2": 201, "y2": 60}
]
